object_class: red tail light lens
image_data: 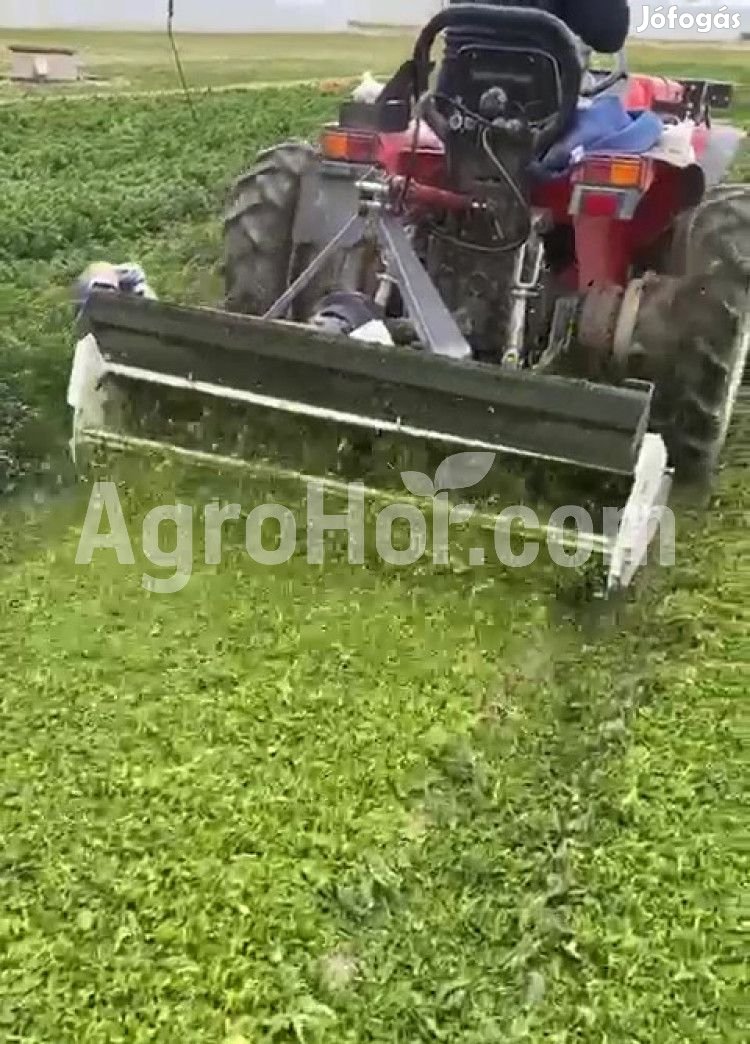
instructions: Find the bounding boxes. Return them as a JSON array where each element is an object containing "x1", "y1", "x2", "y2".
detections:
[{"x1": 577, "y1": 191, "x2": 621, "y2": 218}]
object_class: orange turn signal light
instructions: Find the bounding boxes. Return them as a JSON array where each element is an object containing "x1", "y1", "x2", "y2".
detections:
[
  {"x1": 320, "y1": 126, "x2": 378, "y2": 164},
  {"x1": 609, "y1": 159, "x2": 646, "y2": 187}
]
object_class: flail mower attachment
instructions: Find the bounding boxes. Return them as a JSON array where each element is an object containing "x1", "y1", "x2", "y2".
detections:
[{"x1": 68, "y1": 290, "x2": 673, "y2": 593}]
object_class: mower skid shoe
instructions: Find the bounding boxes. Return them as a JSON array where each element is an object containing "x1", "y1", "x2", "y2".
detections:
[
  {"x1": 606, "y1": 433, "x2": 674, "y2": 594},
  {"x1": 77, "y1": 292, "x2": 654, "y2": 477}
]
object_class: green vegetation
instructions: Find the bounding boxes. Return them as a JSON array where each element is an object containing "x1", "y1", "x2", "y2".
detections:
[
  {"x1": 1, "y1": 28, "x2": 749, "y2": 103},
  {"x1": 0, "y1": 30, "x2": 413, "y2": 95},
  {"x1": 0, "y1": 37, "x2": 747, "y2": 1043},
  {"x1": 1, "y1": 448, "x2": 745, "y2": 1042},
  {"x1": 0, "y1": 87, "x2": 338, "y2": 488}
]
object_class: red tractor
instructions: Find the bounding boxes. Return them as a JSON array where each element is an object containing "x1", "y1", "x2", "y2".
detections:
[{"x1": 224, "y1": 5, "x2": 749, "y2": 485}]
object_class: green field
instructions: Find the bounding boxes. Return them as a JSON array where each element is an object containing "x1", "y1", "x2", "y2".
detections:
[
  {"x1": 2, "y1": 28, "x2": 750, "y2": 101},
  {"x1": 0, "y1": 33, "x2": 748, "y2": 1043},
  {"x1": 0, "y1": 30, "x2": 412, "y2": 95}
]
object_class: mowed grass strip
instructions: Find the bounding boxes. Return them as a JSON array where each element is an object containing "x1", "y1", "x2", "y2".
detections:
[
  {"x1": 0, "y1": 443, "x2": 745, "y2": 1041},
  {"x1": 0, "y1": 467, "x2": 556, "y2": 1041},
  {"x1": 324, "y1": 448, "x2": 748, "y2": 1042}
]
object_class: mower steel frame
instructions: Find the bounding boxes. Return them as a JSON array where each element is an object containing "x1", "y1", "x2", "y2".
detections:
[
  {"x1": 75, "y1": 291, "x2": 658, "y2": 476},
  {"x1": 68, "y1": 324, "x2": 673, "y2": 593}
]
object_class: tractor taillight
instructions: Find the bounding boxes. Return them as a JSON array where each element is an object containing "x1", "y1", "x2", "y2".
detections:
[
  {"x1": 574, "y1": 155, "x2": 652, "y2": 190},
  {"x1": 569, "y1": 155, "x2": 654, "y2": 221},
  {"x1": 320, "y1": 126, "x2": 379, "y2": 164}
]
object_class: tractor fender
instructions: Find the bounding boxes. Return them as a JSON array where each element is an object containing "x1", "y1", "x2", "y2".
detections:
[
  {"x1": 293, "y1": 156, "x2": 368, "y2": 252},
  {"x1": 692, "y1": 125, "x2": 748, "y2": 189}
]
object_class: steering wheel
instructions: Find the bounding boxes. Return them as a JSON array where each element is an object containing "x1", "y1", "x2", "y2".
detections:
[{"x1": 580, "y1": 49, "x2": 628, "y2": 98}]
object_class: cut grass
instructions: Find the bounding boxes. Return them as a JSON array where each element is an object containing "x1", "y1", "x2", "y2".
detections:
[
  {"x1": 0, "y1": 431, "x2": 746, "y2": 1041},
  {"x1": 0, "y1": 462, "x2": 562, "y2": 1041},
  {"x1": 0, "y1": 44, "x2": 748, "y2": 1043},
  {"x1": 0, "y1": 434, "x2": 745, "y2": 1041}
]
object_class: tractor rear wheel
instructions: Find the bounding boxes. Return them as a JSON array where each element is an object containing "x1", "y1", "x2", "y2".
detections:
[
  {"x1": 650, "y1": 184, "x2": 750, "y2": 481},
  {"x1": 223, "y1": 141, "x2": 316, "y2": 316}
]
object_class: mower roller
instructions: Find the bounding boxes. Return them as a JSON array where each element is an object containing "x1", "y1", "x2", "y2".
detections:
[{"x1": 68, "y1": 5, "x2": 750, "y2": 591}]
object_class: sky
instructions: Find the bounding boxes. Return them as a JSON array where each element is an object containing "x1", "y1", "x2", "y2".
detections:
[
  {"x1": 2, "y1": 1, "x2": 348, "y2": 31},
  {"x1": 1, "y1": 0, "x2": 749, "y2": 32}
]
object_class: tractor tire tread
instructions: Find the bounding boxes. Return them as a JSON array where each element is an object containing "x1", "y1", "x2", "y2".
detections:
[
  {"x1": 223, "y1": 140, "x2": 317, "y2": 315},
  {"x1": 652, "y1": 184, "x2": 750, "y2": 481}
]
